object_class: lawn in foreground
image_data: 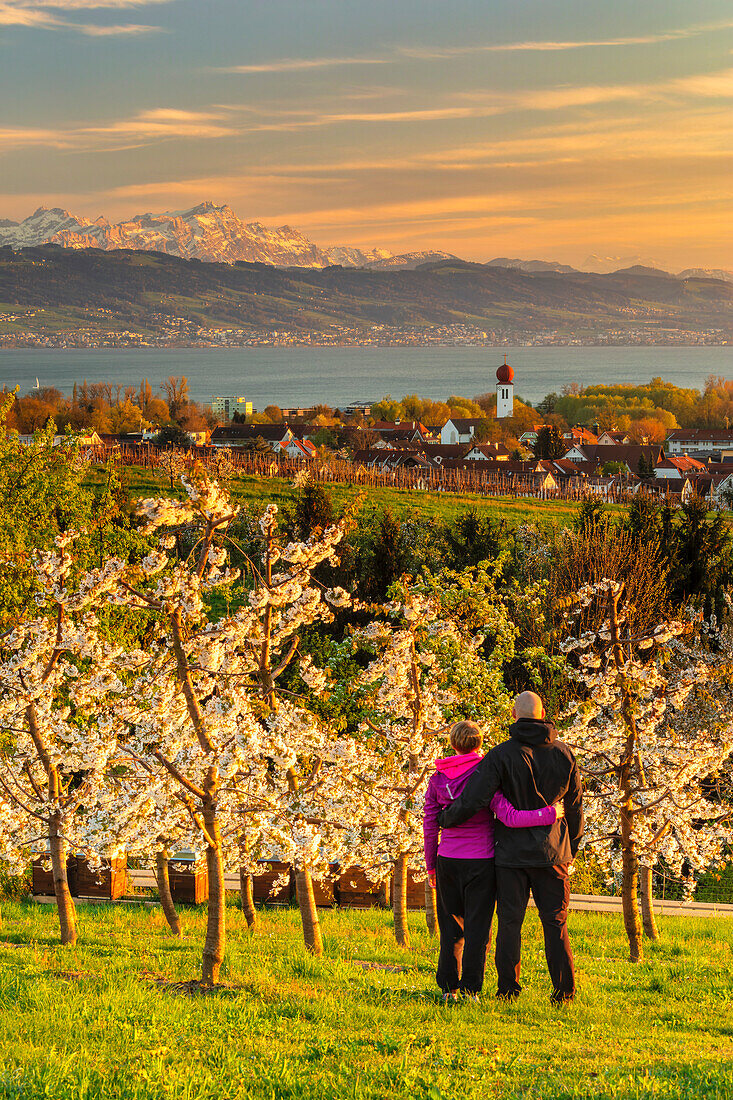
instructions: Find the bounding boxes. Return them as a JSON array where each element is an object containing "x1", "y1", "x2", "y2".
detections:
[{"x1": 0, "y1": 902, "x2": 731, "y2": 1100}]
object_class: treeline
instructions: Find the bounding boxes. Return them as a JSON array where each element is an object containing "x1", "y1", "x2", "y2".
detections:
[
  {"x1": 8, "y1": 374, "x2": 733, "y2": 457},
  {"x1": 538, "y1": 376, "x2": 733, "y2": 434},
  {"x1": 4, "y1": 376, "x2": 214, "y2": 437},
  {"x1": 368, "y1": 378, "x2": 733, "y2": 444}
]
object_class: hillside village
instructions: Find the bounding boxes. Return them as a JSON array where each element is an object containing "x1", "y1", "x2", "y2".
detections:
[
  {"x1": 204, "y1": 418, "x2": 733, "y2": 505},
  {"x1": 9, "y1": 369, "x2": 733, "y2": 507}
]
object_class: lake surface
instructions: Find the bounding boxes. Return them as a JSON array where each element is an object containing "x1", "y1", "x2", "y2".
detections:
[{"x1": 1, "y1": 346, "x2": 732, "y2": 408}]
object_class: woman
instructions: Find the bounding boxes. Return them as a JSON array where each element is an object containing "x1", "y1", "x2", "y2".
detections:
[{"x1": 423, "y1": 719, "x2": 563, "y2": 1001}]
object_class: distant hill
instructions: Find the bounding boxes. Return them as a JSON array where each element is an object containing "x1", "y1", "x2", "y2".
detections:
[
  {"x1": 485, "y1": 257, "x2": 579, "y2": 274},
  {"x1": 582, "y1": 252, "x2": 668, "y2": 274},
  {"x1": 1, "y1": 245, "x2": 732, "y2": 342}
]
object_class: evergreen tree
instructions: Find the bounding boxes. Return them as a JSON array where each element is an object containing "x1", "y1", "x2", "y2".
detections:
[
  {"x1": 624, "y1": 495, "x2": 661, "y2": 543},
  {"x1": 290, "y1": 481, "x2": 334, "y2": 539},
  {"x1": 637, "y1": 453, "x2": 654, "y2": 479},
  {"x1": 535, "y1": 425, "x2": 565, "y2": 459},
  {"x1": 666, "y1": 497, "x2": 732, "y2": 608},
  {"x1": 441, "y1": 507, "x2": 507, "y2": 570},
  {"x1": 574, "y1": 496, "x2": 607, "y2": 533},
  {"x1": 361, "y1": 510, "x2": 407, "y2": 599}
]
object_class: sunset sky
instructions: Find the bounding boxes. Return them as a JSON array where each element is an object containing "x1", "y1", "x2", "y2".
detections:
[{"x1": 2, "y1": 0, "x2": 733, "y2": 269}]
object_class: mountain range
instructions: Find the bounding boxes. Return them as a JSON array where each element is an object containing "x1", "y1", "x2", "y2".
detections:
[
  {"x1": 1, "y1": 202, "x2": 730, "y2": 282},
  {"x1": 0, "y1": 202, "x2": 456, "y2": 271}
]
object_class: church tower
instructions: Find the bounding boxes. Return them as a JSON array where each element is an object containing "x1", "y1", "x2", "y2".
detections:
[{"x1": 496, "y1": 355, "x2": 514, "y2": 418}]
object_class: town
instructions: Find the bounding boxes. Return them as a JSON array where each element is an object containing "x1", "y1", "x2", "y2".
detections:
[
  {"x1": 9, "y1": 365, "x2": 733, "y2": 506},
  {"x1": 0, "y1": 319, "x2": 728, "y2": 349}
]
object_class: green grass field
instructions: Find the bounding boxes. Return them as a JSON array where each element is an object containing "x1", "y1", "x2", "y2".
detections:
[
  {"x1": 1, "y1": 900, "x2": 731, "y2": 1099},
  {"x1": 89, "y1": 464, "x2": 585, "y2": 528}
]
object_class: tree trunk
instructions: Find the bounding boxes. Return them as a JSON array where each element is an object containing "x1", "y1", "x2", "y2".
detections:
[
  {"x1": 155, "y1": 851, "x2": 182, "y2": 938},
  {"x1": 620, "y1": 799, "x2": 643, "y2": 963},
  {"x1": 201, "y1": 789, "x2": 226, "y2": 985},
  {"x1": 26, "y1": 699, "x2": 76, "y2": 947},
  {"x1": 425, "y1": 879, "x2": 438, "y2": 936},
  {"x1": 609, "y1": 588, "x2": 643, "y2": 964},
  {"x1": 49, "y1": 818, "x2": 77, "y2": 947},
  {"x1": 295, "y1": 866, "x2": 323, "y2": 956},
  {"x1": 393, "y1": 854, "x2": 410, "y2": 948},
  {"x1": 239, "y1": 866, "x2": 257, "y2": 930},
  {"x1": 378, "y1": 875, "x2": 391, "y2": 909},
  {"x1": 640, "y1": 863, "x2": 659, "y2": 941}
]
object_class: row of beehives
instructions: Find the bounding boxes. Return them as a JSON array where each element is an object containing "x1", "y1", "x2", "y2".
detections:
[{"x1": 31, "y1": 856, "x2": 429, "y2": 909}]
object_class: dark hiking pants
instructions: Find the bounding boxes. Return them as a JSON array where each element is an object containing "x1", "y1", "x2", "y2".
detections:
[
  {"x1": 435, "y1": 856, "x2": 496, "y2": 994},
  {"x1": 495, "y1": 864, "x2": 575, "y2": 1002}
]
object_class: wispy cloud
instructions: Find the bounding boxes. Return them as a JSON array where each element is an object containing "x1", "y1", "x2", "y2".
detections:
[
  {"x1": 218, "y1": 17, "x2": 733, "y2": 77},
  {"x1": 0, "y1": 107, "x2": 234, "y2": 152},
  {"x1": 399, "y1": 19, "x2": 733, "y2": 58},
  {"x1": 78, "y1": 21, "x2": 160, "y2": 34},
  {"x1": 81, "y1": 107, "x2": 235, "y2": 139},
  {"x1": 669, "y1": 66, "x2": 733, "y2": 97},
  {"x1": 221, "y1": 55, "x2": 388, "y2": 75},
  {"x1": 0, "y1": 0, "x2": 172, "y2": 34},
  {"x1": 227, "y1": 62, "x2": 733, "y2": 136},
  {"x1": 0, "y1": 125, "x2": 73, "y2": 149}
]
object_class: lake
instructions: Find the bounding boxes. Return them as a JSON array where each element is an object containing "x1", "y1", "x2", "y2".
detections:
[{"x1": 1, "y1": 345, "x2": 732, "y2": 408}]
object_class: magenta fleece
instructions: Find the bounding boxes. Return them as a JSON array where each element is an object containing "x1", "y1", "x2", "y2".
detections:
[{"x1": 423, "y1": 751, "x2": 558, "y2": 872}]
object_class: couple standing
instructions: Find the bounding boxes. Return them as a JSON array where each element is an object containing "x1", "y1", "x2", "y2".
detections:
[{"x1": 423, "y1": 692, "x2": 584, "y2": 1004}]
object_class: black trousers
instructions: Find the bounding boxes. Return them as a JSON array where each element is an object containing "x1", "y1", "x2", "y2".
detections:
[
  {"x1": 435, "y1": 856, "x2": 496, "y2": 994},
  {"x1": 495, "y1": 864, "x2": 575, "y2": 1001}
]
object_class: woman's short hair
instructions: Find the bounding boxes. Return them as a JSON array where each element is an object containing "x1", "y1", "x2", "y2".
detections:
[{"x1": 450, "y1": 720, "x2": 483, "y2": 754}]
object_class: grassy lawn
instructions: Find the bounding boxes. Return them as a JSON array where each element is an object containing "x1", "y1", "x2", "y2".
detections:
[
  {"x1": 1, "y1": 901, "x2": 731, "y2": 1099},
  {"x1": 88, "y1": 464, "x2": 586, "y2": 528}
]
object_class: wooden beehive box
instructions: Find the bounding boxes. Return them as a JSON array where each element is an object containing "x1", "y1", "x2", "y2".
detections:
[
  {"x1": 392, "y1": 868, "x2": 426, "y2": 910},
  {"x1": 252, "y1": 861, "x2": 293, "y2": 904},
  {"x1": 32, "y1": 858, "x2": 73, "y2": 897},
  {"x1": 335, "y1": 867, "x2": 390, "y2": 909},
  {"x1": 309, "y1": 876, "x2": 335, "y2": 908},
  {"x1": 168, "y1": 858, "x2": 208, "y2": 904},
  {"x1": 74, "y1": 855, "x2": 127, "y2": 900}
]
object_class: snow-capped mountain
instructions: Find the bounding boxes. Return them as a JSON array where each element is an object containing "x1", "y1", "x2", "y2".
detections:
[
  {"x1": 364, "y1": 250, "x2": 457, "y2": 269},
  {"x1": 0, "y1": 207, "x2": 92, "y2": 247},
  {"x1": 678, "y1": 267, "x2": 733, "y2": 283},
  {"x1": 53, "y1": 203, "x2": 331, "y2": 267},
  {"x1": 325, "y1": 245, "x2": 394, "y2": 266},
  {"x1": 0, "y1": 202, "x2": 454, "y2": 270}
]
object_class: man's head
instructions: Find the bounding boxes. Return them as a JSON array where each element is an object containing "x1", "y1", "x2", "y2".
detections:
[
  {"x1": 449, "y1": 720, "x2": 483, "y2": 755},
  {"x1": 512, "y1": 691, "x2": 545, "y2": 720}
]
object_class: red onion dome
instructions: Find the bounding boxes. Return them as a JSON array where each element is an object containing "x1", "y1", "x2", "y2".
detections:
[{"x1": 496, "y1": 362, "x2": 514, "y2": 384}]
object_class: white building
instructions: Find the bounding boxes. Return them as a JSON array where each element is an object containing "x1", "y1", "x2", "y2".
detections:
[
  {"x1": 211, "y1": 395, "x2": 253, "y2": 421},
  {"x1": 666, "y1": 429, "x2": 733, "y2": 454},
  {"x1": 496, "y1": 357, "x2": 514, "y2": 418},
  {"x1": 440, "y1": 417, "x2": 483, "y2": 445}
]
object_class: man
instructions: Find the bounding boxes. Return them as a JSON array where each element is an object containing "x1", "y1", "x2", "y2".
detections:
[{"x1": 438, "y1": 691, "x2": 583, "y2": 1004}]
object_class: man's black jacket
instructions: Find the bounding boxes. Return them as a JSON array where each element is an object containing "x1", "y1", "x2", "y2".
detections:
[{"x1": 438, "y1": 718, "x2": 584, "y2": 867}]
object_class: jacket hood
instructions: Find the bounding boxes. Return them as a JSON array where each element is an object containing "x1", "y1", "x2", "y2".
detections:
[
  {"x1": 435, "y1": 751, "x2": 483, "y2": 778},
  {"x1": 509, "y1": 718, "x2": 558, "y2": 746}
]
